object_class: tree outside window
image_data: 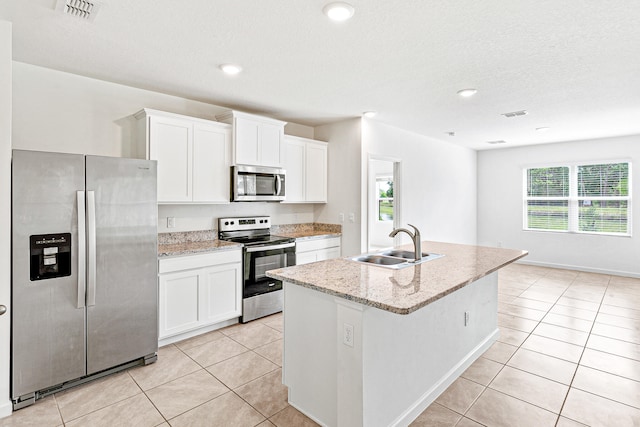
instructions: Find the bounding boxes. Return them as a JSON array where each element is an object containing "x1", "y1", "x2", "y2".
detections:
[
  {"x1": 524, "y1": 162, "x2": 630, "y2": 235},
  {"x1": 377, "y1": 177, "x2": 393, "y2": 221}
]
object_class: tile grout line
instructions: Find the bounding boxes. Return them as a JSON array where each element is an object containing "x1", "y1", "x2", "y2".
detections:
[{"x1": 553, "y1": 273, "x2": 611, "y2": 426}]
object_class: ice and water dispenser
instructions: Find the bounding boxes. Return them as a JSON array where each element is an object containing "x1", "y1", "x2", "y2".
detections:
[{"x1": 29, "y1": 233, "x2": 71, "y2": 281}]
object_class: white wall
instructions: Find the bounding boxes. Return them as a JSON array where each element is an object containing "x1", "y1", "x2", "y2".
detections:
[
  {"x1": 314, "y1": 119, "x2": 363, "y2": 257},
  {"x1": 362, "y1": 120, "x2": 478, "y2": 247},
  {"x1": 12, "y1": 62, "x2": 316, "y2": 232},
  {"x1": 0, "y1": 20, "x2": 12, "y2": 419},
  {"x1": 157, "y1": 203, "x2": 315, "y2": 232},
  {"x1": 478, "y1": 135, "x2": 640, "y2": 276}
]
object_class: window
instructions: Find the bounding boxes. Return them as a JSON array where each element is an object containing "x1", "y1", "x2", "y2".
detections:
[
  {"x1": 524, "y1": 161, "x2": 631, "y2": 235},
  {"x1": 376, "y1": 176, "x2": 393, "y2": 221}
]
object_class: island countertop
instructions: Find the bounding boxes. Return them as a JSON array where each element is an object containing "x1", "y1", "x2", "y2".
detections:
[{"x1": 266, "y1": 241, "x2": 527, "y2": 315}]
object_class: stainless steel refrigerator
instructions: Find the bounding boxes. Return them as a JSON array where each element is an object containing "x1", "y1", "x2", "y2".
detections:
[{"x1": 11, "y1": 149, "x2": 158, "y2": 410}]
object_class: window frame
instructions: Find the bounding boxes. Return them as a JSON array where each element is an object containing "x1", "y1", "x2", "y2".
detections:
[
  {"x1": 522, "y1": 160, "x2": 632, "y2": 237},
  {"x1": 375, "y1": 175, "x2": 394, "y2": 223}
]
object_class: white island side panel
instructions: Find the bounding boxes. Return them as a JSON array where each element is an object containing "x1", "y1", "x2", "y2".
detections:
[{"x1": 283, "y1": 272, "x2": 499, "y2": 427}]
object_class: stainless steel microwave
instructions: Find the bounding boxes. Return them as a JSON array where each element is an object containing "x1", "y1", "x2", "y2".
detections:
[{"x1": 232, "y1": 165, "x2": 286, "y2": 202}]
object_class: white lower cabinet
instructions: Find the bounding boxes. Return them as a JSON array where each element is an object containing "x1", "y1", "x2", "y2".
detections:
[
  {"x1": 158, "y1": 250, "x2": 242, "y2": 340},
  {"x1": 296, "y1": 237, "x2": 341, "y2": 265}
]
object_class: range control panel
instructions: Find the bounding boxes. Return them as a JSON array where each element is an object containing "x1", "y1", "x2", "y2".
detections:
[{"x1": 218, "y1": 216, "x2": 270, "y2": 232}]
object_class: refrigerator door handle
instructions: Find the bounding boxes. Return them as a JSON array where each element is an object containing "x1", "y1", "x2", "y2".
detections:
[
  {"x1": 77, "y1": 191, "x2": 86, "y2": 309},
  {"x1": 86, "y1": 190, "x2": 97, "y2": 307}
]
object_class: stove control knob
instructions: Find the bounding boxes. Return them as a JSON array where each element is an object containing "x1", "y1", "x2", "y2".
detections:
[
  {"x1": 225, "y1": 221, "x2": 229, "y2": 226},
  {"x1": 231, "y1": 221, "x2": 235, "y2": 225}
]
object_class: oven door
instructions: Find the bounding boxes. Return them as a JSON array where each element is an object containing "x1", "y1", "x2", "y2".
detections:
[{"x1": 243, "y1": 243, "x2": 296, "y2": 298}]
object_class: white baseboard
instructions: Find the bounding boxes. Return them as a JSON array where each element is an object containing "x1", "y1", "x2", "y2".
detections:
[
  {"x1": 515, "y1": 260, "x2": 640, "y2": 279},
  {"x1": 392, "y1": 329, "x2": 499, "y2": 427},
  {"x1": 158, "y1": 318, "x2": 239, "y2": 347},
  {"x1": 0, "y1": 399, "x2": 12, "y2": 419}
]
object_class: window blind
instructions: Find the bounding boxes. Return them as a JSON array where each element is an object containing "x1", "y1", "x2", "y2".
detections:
[{"x1": 523, "y1": 162, "x2": 630, "y2": 235}]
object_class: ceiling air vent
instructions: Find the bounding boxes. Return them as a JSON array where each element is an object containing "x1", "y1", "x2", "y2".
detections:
[
  {"x1": 501, "y1": 110, "x2": 528, "y2": 118},
  {"x1": 486, "y1": 140, "x2": 507, "y2": 145},
  {"x1": 56, "y1": 0, "x2": 101, "y2": 21}
]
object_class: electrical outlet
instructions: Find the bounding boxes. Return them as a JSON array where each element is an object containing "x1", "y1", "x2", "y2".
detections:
[
  {"x1": 343, "y1": 323, "x2": 354, "y2": 347},
  {"x1": 167, "y1": 217, "x2": 176, "y2": 228},
  {"x1": 339, "y1": 213, "x2": 345, "y2": 222},
  {"x1": 497, "y1": 241, "x2": 502, "y2": 248},
  {"x1": 464, "y1": 311, "x2": 470, "y2": 326},
  {"x1": 348, "y1": 213, "x2": 355, "y2": 223}
]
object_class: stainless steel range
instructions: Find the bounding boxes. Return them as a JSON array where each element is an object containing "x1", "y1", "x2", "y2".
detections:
[{"x1": 218, "y1": 216, "x2": 295, "y2": 323}]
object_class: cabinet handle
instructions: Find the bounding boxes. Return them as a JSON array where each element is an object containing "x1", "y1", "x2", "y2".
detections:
[{"x1": 0, "y1": 305, "x2": 6, "y2": 316}]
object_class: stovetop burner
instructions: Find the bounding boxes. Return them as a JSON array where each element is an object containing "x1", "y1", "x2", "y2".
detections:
[
  {"x1": 223, "y1": 235, "x2": 294, "y2": 246},
  {"x1": 218, "y1": 216, "x2": 294, "y2": 247}
]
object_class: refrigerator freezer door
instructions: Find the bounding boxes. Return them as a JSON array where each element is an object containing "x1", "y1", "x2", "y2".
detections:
[
  {"x1": 11, "y1": 150, "x2": 87, "y2": 399},
  {"x1": 85, "y1": 156, "x2": 158, "y2": 374}
]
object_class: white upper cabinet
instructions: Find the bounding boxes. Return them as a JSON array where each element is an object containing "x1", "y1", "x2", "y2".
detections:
[
  {"x1": 283, "y1": 135, "x2": 328, "y2": 203},
  {"x1": 217, "y1": 110, "x2": 286, "y2": 168},
  {"x1": 135, "y1": 109, "x2": 231, "y2": 204}
]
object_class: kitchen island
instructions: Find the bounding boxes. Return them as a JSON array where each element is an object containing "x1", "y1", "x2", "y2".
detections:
[{"x1": 266, "y1": 241, "x2": 527, "y2": 427}]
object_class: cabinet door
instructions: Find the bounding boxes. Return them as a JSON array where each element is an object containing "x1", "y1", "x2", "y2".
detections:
[
  {"x1": 295, "y1": 251, "x2": 318, "y2": 266},
  {"x1": 149, "y1": 116, "x2": 193, "y2": 202},
  {"x1": 259, "y1": 122, "x2": 283, "y2": 167},
  {"x1": 201, "y1": 263, "x2": 242, "y2": 324},
  {"x1": 193, "y1": 124, "x2": 231, "y2": 202},
  {"x1": 316, "y1": 246, "x2": 341, "y2": 262},
  {"x1": 158, "y1": 270, "x2": 200, "y2": 339},
  {"x1": 306, "y1": 142, "x2": 328, "y2": 202},
  {"x1": 283, "y1": 138, "x2": 305, "y2": 202},
  {"x1": 235, "y1": 118, "x2": 260, "y2": 165}
]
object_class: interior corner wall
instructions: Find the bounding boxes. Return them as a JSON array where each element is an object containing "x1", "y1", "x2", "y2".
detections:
[
  {"x1": 313, "y1": 118, "x2": 363, "y2": 257},
  {"x1": 362, "y1": 120, "x2": 478, "y2": 246},
  {"x1": 0, "y1": 20, "x2": 12, "y2": 419},
  {"x1": 477, "y1": 135, "x2": 640, "y2": 277}
]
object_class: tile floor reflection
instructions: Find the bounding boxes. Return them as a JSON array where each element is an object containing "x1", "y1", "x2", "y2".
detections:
[{"x1": 2, "y1": 264, "x2": 640, "y2": 426}]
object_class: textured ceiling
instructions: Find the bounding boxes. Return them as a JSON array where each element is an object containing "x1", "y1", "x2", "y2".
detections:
[{"x1": 2, "y1": 0, "x2": 640, "y2": 150}]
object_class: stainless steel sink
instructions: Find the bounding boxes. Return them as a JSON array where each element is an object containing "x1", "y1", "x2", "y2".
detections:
[
  {"x1": 351, "y1": 255, "x2": 408, "y2": 266},
  {"x1": 349, "y1": 250, "x2": 444, "y2": 269},
  {"x1": 379, "y1": 250, "x2": 428, "y2": 259}
]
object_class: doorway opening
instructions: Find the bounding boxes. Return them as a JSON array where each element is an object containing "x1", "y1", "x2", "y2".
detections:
[{"x1": 367, "y1": 156, "x2": 401, "y2": 251}]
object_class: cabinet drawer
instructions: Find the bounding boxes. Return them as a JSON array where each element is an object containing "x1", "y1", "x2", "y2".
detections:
[
  {"x1": 159, "y1": 249, "x2": 241, "y2": 274},
  {"x1": 296, "y1": 237, "x2": 341, "y2": 253}
]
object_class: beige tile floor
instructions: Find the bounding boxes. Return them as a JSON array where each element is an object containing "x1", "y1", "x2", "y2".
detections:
[{"x1": 2, "y1": 264, "x2": 640, "y2": 426}]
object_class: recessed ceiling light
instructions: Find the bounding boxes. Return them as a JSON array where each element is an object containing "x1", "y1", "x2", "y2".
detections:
[
  {"x1": 363, "y1": 111, "x2": 377, "y2": 118},
  {"x1": 536, "y1": 127, "x2": 550, "y2": 132},
  {"x1": 457, "y1": 88, "x2": 478, "y2": 98},
  {"x1": 219, "y1": 64, "x2": 242, "y2": 75},
  {"x1": 323, "y1": 2, "x2": 355, "y2": 21},
  {"x1": 486, "y1": 140, "x2": 507, "y2": 145}
]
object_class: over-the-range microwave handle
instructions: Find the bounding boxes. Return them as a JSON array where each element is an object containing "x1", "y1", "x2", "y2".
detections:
[
  {"x1": 245, "y1": 242, "x2": 295, "y2": 253},
  {"x1": 275, "y1": 174, "x2": 282, "y2": 196},
  {"x1": 77, "y1": 191, "x2": 87, "y2": 309},
  {"x1": 86, "y1": 190, "x2": 97, "y2": 307}
]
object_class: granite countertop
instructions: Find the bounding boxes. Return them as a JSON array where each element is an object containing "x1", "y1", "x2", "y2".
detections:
[
  {"x1": 266, "y1": 241, "x2": 527, "y2": 315},
  {"x1": 157, "y1": 230, "x2": 241, "y2": 258},
  {"x1": 271, "y1": 223, "x2": 341, "y2": 241},
  {"x1": 158, "y1": 239, "x2": 242, "y2": 258},
  {"x1": 157, "y1": 223, "x2": 341, "y2": 258}
]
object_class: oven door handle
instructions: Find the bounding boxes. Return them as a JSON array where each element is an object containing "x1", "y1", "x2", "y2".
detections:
[{"x1": 246, "y1": 242, "x2": 295, "y2": 252}]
